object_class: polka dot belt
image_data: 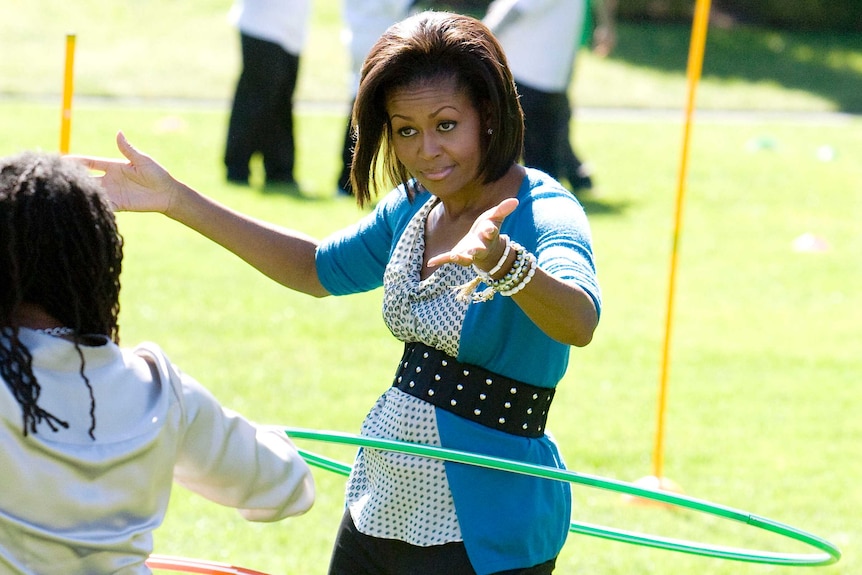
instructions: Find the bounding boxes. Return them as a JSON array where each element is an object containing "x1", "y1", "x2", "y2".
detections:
[{"x1": 392, "y1": 342, "x2": 554, "y2": 438}]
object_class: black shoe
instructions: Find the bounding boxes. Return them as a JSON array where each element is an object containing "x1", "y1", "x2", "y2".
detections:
[
  {"x1": 265, "y1": 178, "x2": 301, "y2": 196},
  {"x1": 226, "y1": 168, "x2": 249, "y2": 186},
  {"x1": 566, "y1": 165, "x2": 593, "y2": 193},
  {"x1": 227, "y1": 176, "x2": 249, "y2": 186}
]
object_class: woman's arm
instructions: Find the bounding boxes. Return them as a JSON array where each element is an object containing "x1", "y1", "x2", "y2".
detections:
[
  {"x1": 503, "y1": 269, "x2": 598, "y2": 347},
  {"x1": 75, "y1": 132, "x2": 329, "y2": 297}
]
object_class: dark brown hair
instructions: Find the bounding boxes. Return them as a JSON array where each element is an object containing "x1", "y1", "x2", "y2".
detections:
[
  {"x1": 0, "y1": 151, "x2": 123, "y2": 438},
  {"x1": 349, "y1": 10, "x2": 524, "y2": 207}
]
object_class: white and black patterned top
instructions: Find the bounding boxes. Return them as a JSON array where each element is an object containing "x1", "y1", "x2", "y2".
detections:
[{"x1": 346, "y1": 197, "x2": 474, "y2": 545}]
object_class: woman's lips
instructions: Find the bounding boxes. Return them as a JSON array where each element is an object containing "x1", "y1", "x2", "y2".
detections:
[{"x1": 421, "y1": 166, "x2": 454, "y2": 181}]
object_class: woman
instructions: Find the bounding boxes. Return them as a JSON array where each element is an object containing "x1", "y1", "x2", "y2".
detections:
[
  {"x1": 78, "y1": 11, "x2": 601, "y2": 574},
  {"x1": 0, "y1": 152, "x2": 315, "y2": 574},
  {"x1": 483, "y1": 0, "x2": 617, "y2": 193}
]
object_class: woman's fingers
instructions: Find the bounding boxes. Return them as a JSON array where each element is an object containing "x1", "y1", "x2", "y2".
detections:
[
  {"x1": 69, "y1": 132, "x2": 176, "y2": 213},
  {"x1": 427, "y1": 198, "x2": 520, "y2": 268}
]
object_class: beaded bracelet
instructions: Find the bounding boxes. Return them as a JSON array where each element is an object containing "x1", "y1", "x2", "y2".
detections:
[
  {"x1": 460, "y1": 283, "x2": 496, "y2": 303},
  {"x1": 454, "y1": 241, "x2": 537, "y2": 303},
  {"x1": 488, "y1": 242, "x2": 527, "y2": 290},
  {"x1": 499, "y1": 252, "x2": 537, "y2": 296},
  {"x1": 472, "y1": 235, "x2": 511, "y2": 279}
]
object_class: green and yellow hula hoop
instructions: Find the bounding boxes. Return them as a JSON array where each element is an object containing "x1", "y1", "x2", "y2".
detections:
[{"x1": 285, "y1": 427, "x2": 840, "y2": 567}]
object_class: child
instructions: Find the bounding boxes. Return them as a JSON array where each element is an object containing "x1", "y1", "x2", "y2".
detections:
[{"x1": 0, "y1": 151, "x2": 315, "y2": 574}]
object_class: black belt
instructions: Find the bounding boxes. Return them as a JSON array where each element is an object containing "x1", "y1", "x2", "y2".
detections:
[{"x1": 392, "y1": 342, "x2": 554, "y2": 438}]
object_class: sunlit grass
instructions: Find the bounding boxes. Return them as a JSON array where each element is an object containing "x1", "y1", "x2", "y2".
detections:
[
  {"x1": 1, "y1": 1, "x2": 860, "y2": 572},
  {"x1": 2, "y1": 100, "x2": 857, "y2": 574}
]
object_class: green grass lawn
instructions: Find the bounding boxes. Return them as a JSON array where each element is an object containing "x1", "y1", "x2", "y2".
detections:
[
  {"x1": 1, "y1": 1, "x2": 860, "y2": 573},
  {"x1": 2, "y1": 99, "x2": 857, "y2": 575}
]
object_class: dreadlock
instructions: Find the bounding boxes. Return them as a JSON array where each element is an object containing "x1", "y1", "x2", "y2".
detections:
[{"x1": 0, "y1": 151, "x2": 123, "y2": 439}]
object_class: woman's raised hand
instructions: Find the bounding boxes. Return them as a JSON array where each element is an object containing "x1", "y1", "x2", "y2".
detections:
[
  {"x1": 71, "y1": 131, "x2": 181, "y2": 214},
  {"x1": 427, "y1": 197, "x2": 519, "y2": 269}
]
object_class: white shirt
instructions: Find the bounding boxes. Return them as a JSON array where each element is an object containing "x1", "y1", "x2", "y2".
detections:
[
  {"x1": 0, "y1": 330, "x2": 314, "y2": 575},
  {"x1": 229, "y1": 0, "x2": 312, "y2": 55},
  {"x1": 342, "y1": 0, "x2": 413, "y2": 93},
  {"x1": 485, "y1": 0, "x2": 587, "y2": 92}
]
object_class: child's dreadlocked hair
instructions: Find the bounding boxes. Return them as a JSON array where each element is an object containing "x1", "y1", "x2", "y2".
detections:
[{"x1": 0, "y1": 151, "x2": 123, "y2": 439}]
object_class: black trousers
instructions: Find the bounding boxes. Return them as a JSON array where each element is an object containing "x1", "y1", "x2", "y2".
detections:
[
  {"x1": 516, "y1": 82, "x2": 583, "y2": 183},
  {"x1": 224, "y1": 33, "x2": 299, "y2": 184},
  {"x1": 327, "y1": 510, "x2": 556, "y2": 575}
]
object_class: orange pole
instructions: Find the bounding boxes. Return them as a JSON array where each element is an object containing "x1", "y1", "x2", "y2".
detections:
[
  {"x1": 60, "y1": 33, "x2": 76, "y2": 154},
  {"x1": 652, "y1": 0, "x2": 712, "y2": 480}
]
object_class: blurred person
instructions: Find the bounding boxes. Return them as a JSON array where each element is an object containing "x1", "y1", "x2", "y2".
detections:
[
  {"x1": 337, "y1": 0, "x2": 413, "y2": 196},
  {"x1": 408, "y1": 0, "x2": 493, "y2": 17},
  {"x1": 0, "y1": 151, "x2": 315, "y2": 574},
  {"x1": 79, "y1": 11, "x2": 600, "y2": 574},
  {"x1": 484, "y1": 0, "x2": 616, "y2": 193},
  {"x1": 224, "y1": 0, "x2": 312, "y2": 191}
]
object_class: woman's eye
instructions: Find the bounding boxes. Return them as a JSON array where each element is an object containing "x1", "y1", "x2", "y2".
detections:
[
  {"x1": 438, "y1": 121, "x2": 456, "y2": 132},
  {"x1": 397, "y1": 127, "x2": 417, "y2": 137}
]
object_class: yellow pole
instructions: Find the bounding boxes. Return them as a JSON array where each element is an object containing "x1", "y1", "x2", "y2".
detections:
[
  {"x1": 60, "y1": 34, "x2": 76, "y2": 154},
  {"x1": 652, "y1": 0, "x2": 712, "y2": 481}
]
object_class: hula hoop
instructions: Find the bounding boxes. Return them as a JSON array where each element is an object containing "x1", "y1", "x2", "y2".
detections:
[
  {"x1": 146, "y1": 554, "x2": 273, "y2": 575},
  {"x1": 285, "y1": 427, "x2": 840, "y2": 567}
]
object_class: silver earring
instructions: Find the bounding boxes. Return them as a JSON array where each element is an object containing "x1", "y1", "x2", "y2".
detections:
[{"x1": 487, "y1": 128, "x2": 494, "y2": 135}]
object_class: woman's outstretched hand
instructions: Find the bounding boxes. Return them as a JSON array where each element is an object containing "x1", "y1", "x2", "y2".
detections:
[
  {"x1": 427, "y1": 197, "x2": 519, "y2": 269},
  {"x1": 71, "y1": 131, "x2": 179, "y2": 214}
]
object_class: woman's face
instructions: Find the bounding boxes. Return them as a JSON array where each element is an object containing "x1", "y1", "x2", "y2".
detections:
[{"x1": 386, "y1": 77, "x2": 484, "y2": 199}]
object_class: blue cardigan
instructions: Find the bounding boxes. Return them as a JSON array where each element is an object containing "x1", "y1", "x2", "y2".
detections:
[{"x1": 316, "y1": 168, "x2": 601, "y2": 573}]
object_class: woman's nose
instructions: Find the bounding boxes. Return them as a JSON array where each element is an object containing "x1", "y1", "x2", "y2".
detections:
[{"x1": 418, "y1": 132, "x2": 442, "y2": 159}]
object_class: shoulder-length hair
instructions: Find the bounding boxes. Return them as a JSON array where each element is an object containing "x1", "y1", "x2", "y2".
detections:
[
  {"x1": 349, "y1": 10, "x2": 524, "y2": 207},
  {"x1": 0, "y1": 151, "x2": 122, "y2": 438}
]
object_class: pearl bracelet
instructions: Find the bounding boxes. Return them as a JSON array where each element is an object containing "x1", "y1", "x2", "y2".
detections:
[
  {"x1": 454, "y1": 240, "x2": 538, "y2": 303},
  {"x1": 499, "y1": 252, "x2": 537, "y2": 296}
]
